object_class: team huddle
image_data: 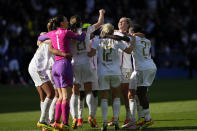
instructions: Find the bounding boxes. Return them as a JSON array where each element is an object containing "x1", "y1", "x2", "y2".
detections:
[{"x1": 28, "y1": 9, "x2": 157, "y2": 131}]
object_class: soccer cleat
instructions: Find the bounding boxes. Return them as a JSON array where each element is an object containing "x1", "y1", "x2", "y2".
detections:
[
  {"x1": 94, "y1": 118, "x2": 98, "y2": 128},
  {"x1": 72, "y1": 118, "x2": 78, "y2": 129},
  {"x1": 122, "y1": 121, "x2": 136, "y2": 128},
  {"x1": 60, "y1": 123, "x2": 69, "y2": 131},
  {"x1": 101, "y1": 123, "x2": 108, "y2": 131},
  {"x1": 42, "y1": 128, "x2": 48, "y2": 131},
  {"x1": 114, "y1": 122, "x2": 120, "y2": 130},
  {"x1": 88, "y1": 116, "x2": 96, "y2": 128},
  {"x1": 77, "y1": 118, "x2": 83, "y2": 127},
  {"x1": 51, "y1": 121, "x2": 61, "y2": 129},
  {"x1": 37, "y1": 122, "x2": 48, "y2": 128},
  {"x1": 42, "y1": 126, "x2": 58, "y2": 131},
  {"x1": 107, "y1": 117, "x2": 114, "y2": 126},
  {"x1": 139, "y1": 119, "x2": 154, "y2": 130},
  {"x1": 136, "y1": 117, "x2": 146, "y2": 126},
  {"x1": 123, "y1": 119, "x2": 131, "y2": 125}
]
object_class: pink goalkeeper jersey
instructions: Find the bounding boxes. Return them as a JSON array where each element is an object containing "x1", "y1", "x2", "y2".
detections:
[{"x1": 46, "y1": 28, "x2": 85, "y2": 61}]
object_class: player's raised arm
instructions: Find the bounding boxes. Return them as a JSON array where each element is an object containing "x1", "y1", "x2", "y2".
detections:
[{"x1": 93, "y1": 9, "x2": 105, "y2": 30}]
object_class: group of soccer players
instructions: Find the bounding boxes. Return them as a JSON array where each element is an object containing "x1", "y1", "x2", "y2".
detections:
[{"x1": 28, "y1": 8, "x2": 157, "y2": 131}]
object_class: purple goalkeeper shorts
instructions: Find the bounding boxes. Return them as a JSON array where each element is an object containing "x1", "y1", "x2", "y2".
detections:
[{"x1": 52, "y1": 59, "x2": 73, "y2": 88}]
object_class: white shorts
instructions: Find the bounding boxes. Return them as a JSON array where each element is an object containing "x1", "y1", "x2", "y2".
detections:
[
  {"x1": 129, "y1": 69, "x2": 156, "y2": 89},
  {"x1": 120, "y1": 68, "x2": 132, "y2": 83},
  {"x1": 79, "y1": 68, "x2": 100, "y2": 91},
  {"x1": 28, "y1": 64, "x2": 49, "y2": 87},
  {"x1": 73, "y1": 63, "x2": 94, "y2": 85},
  {"x1": 46, "y1": 69, "x2": 57, "y2": 89},
  {"x1": 98, "y1": 75, "x2": 121, "y2": 90}
]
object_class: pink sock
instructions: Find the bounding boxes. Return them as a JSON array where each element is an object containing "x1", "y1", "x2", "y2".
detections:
[
  {"x1": 62, "y1": 99, "x2": 70, "y2": 125},
  {"x1": 55, "y1": 99, "x2": 62, "y2": 122}
]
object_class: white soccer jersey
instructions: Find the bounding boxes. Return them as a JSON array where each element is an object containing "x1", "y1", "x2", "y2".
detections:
[
  {"x1": 28, "y1": 43, "x2": 53, "y2": 86},
  {"x1": 92, "y1": 38, "x2": 127, "y2": 76},
  {"x1": 114, "y1": 31, "x2": 132, "y2": 69},
  {"x1": 71, "y1": 25, "x2": 95, "y2": 65},
  {"x1": 31, "y1": 43, "x2": 53, "y2": 71},
  {"x1": 132, "y1": 36, "x2": 157, "y2": 71}
]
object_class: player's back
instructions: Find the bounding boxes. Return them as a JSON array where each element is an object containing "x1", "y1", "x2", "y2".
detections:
[
  {"x1": 71, "y1": 26, "x2": 95, "y2": 65},
  {"x1": 94, "y1": 38, "x2": 126, "y2": 76},
  {"x1": 132, "y1": 36, "x2": 156, "y2": 70},
  {"x1": 29, "y1": 43, "x2": 51, "y2": 71},
  {"x1": 46, "y1": 28, "x2": 72, "y2": 61}
]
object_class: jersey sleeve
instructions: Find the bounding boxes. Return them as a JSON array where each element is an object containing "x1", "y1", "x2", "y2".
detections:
[
  {"x1": 66, "y1": 30, "x2": 86, "y2": 41},
  {"x1": 37, "y1": 35, "x2": 50, "y2": 41},
  {"x1": 87, "y1": 25, "x2": 95, "y2": 34}
]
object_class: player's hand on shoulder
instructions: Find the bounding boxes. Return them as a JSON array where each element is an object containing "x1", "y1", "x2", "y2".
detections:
[{"x1": 64, "y1": 53, "x2": 72, "y2": 60}]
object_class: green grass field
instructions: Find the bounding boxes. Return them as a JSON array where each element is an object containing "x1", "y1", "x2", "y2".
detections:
[{"x1": 0, "y1": 78, "x2": 197, "y2": 131}]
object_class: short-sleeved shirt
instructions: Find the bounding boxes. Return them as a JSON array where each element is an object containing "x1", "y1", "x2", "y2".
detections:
[
  {"x1": 46, "y1": 28, "x2": 85, "y2": 61},
  {"x1": 92, "y1": 38, "x2": 127, "y2": 76},
  {"x1": 31, "y1": 43, "x2": 53, "y2": 71},
  {"x1": 71, "y1": 25, "x2": 95, "y2": 65},
  {"x1": 132, "y1": 36, "x2": 157, "y2": 70}
]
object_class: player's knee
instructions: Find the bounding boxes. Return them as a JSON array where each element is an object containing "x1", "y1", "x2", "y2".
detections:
[
  {"x1": 45, "y1": 91, "x2": 53, "y2": 99},
  {"x1": 128, "y1": 89, "x2": 136, "y2": 99},
  {"x1": 101, "y1": 90, "x2": 108, "y2": 99},
  {"x1": 55, "y1": 90, "x2": 59, "y2": 98}
]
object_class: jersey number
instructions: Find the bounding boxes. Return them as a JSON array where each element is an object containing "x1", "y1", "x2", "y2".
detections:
[
  {"x1": 56, "y1": 35, "x2": 60, "y2": 49},
  {"x1": 103, "y1": 46, "x2": 112, "y2": 62},
  {"x1": 141, "y1": 41, "x2": 150, "y2": 56}
]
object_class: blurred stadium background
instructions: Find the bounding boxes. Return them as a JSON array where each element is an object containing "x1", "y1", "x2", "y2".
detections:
[{"x1": 0, "y1": 0, "x2": 197, "y2": 85}]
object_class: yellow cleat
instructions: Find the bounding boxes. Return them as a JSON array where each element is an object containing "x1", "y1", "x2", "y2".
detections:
[
  {"x1": 60, "y1": 123, "x2": 69, "y2": 131},
  {"x1": 37, "y1": 122, "x2": 48, "y2": 128},
  {"x1": 136, "y1": 117, "x2": 146, "y2": 126},
  {"x1": 72, "y1": 118, "x2": 78, "y2": 129},
  {"x1": 139, "y1": 119, "x2": 154, "y2": 130}
]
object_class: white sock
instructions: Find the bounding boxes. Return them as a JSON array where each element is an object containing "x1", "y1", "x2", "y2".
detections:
[
  {"x1": 39, "y1": 98, "x2": 52, "y2": 123},
  {"x1": 70, "y1": 94, "x2": 79, "y2": 119},
  {"x1": 40, "y1": 101, "x2": 44, "y2": 113},
  {"x1": 113, "y1": 98, "x2": 120, "y2": 122},
  {"x1": 49, "y1": 97, "x2": 58, "y2": 122},
  {"x1": 143, "y1": 109, "x2": 151, "y2": 121},
  {"x1": 136, "y1": 96, "x2": 144, "y2": 119},
  {"x1": 78, "y1": 97, "x2": 85, "y2": 119},
  {"x1": 126, "y1": 108, "x2": 131, "y2": 120},
  {"x1": 101, "y1": 99, "x2": 108, "y2": 123},
  {"x1": 92, "y1": 96, "x2": 98, "y2": 118},
  {"x1": 129, "y1": 99, "x2": 136, "y2": 122},
  {"x1": 86, "y1": 93, "x2": 94, "y2": 117}
]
